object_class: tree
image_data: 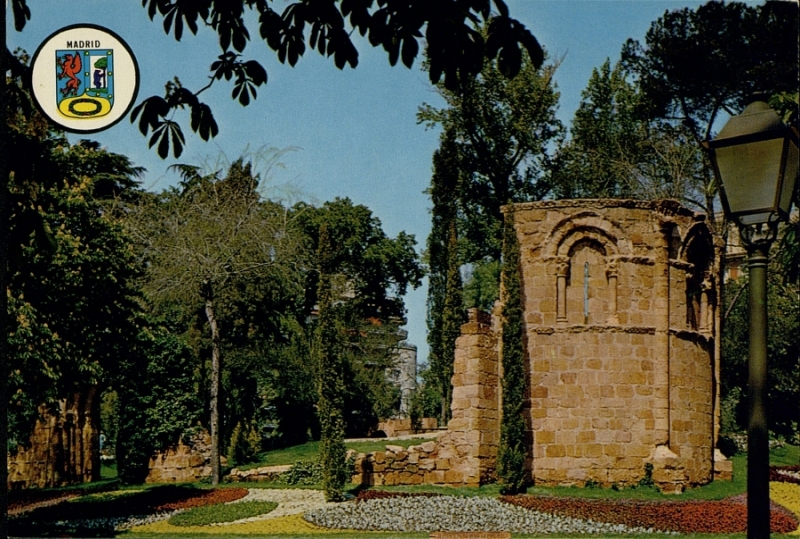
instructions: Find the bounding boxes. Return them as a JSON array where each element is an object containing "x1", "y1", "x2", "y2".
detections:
[
  {"x1": 116, "y1": 317, "x2": 202, "y2": 483},
  {"x1": 721, "y1": 272, "x2": 800, "y2": 442},
  {"x1": 315, "y1": 223, "x2": 348, "y2": 501},
  {"x1": 421, "y1": 42, "x2": 561, "y2": 423},
  {"x1": 7, "y1": 144, "x2": 143, "y2": 450},
  {"x1": 124, "y1": 158, "x2": 305, "y2": 485},
  {"x1": 497, "y1": 210, "x2": 527, "y2": 493},
  {"x1": 552, "y1": 59, "x2": 705, "y2": 207},
  {"x1": 621, "y1": 0, "x2": 799, "y2": 223},
  {"x1": 419, "y1": 46, "x2": 563, "y2": 264},
  {"x1": 425, "y1": 129, "x2": 465, "y2": 424},
  {"x1": 293, "y1": 198, "x2": 422, "y2": 439},
  {"x1": 119, "y1": 0, "x2": 545, "y2": 158}
]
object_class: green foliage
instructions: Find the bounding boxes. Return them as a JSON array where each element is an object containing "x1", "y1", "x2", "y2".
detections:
[
  {"x1": 7, "y1": 143, "x2": 142, "y2": 447},
  {"x1": 116, "y1": 320, "x2": 202, "y2": 484},
  {"x1": 463, "y1": 259, "x2": 501, "y2": 311},
  {"x1": 315, "y1": 223, "x2": 348, "y2": 502},
  {"x1": 497, "y1": 211, "x2": 528, "y2": 494},
  {"x1": 553, "y1": 59, "x2": 704, "y2": 207},
  {"x1": 438, "y1": 223, "x2": 465, "y2": 424},
  {"x1": 168, "y1": 501, "x2": 277, "y2": 526},
  {"x1": 425, "y1": 129, "x2": 462, "y2": 425},
  {"x1": 280, "y1": 460, "x2": 324, "y2": 486},
  {"x1": 721, "y1": 274, "x2": 800, "y2": 441},
  {"x1": 227, "y1": 420, "x2": 261, "y2": 468},
  {"x1": 638, "y1": 463, "x2": 655, "y2": 489},
  {"x1": 419, "y1": 46, "x2": 564, "y2": 264},
  {"x1": 293, "y1": 197, "x2": 423, "y2": 321},
  {"x1": 255, "y1": 331, "x2": 318, "y2": 448},
  {"x1": 99, "y1": 390, "x2": 118, "y2": 453},
  {"x1": 621, "y1": 0, "x2": 798, "y2": 217},
  {"x1": 409, "y1": 365, "x2": 442, "y2": 432}
]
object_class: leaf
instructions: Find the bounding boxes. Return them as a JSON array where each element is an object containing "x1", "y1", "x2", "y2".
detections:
[
  {"x1": 12, "y1": 0, "x2": 31, "y2": 31},
  {"x1": 259, "y1": 8, "x2": 285, "y2": 50},
  {"x1": 130, "y1": 96, "x2": 170, "y2": 136},
  {"x1": 211, "y1": 52, "x2": 239, "y2": 81},
  {"x1": 190, "y1": 103, "x2": 219, "y2": 141},
  {"x1": 497, "y1": 42, "x2": 522, "y2": 79},
  {"x1": 401, "y1": 37, "x2": 419, "y2": 69},
  {"x1": 243, "y1": 60, "x2": 268, "y2": 86}
]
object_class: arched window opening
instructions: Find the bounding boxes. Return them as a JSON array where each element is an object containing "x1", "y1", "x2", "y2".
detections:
[{"x1": 566, "y1": 239, "x2": 608, "y2": 325}]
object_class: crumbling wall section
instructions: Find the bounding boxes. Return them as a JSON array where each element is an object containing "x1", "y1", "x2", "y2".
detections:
[{"x1": 7, "y1": 388, "x2": 99, "y2": 490}]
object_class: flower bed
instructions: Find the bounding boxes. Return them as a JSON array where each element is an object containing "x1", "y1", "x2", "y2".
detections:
[
  {"x1": 305, "y1": 495, "x2": 656, "y2": 534},
  {"x1": 133, "y1": 513, "x2": 344, "y2": 535},
  {"x1": 8, "y1": 486, "x2": 248, "y2": 537},
  {"x1": 355, "y1": 490, "x2": 442, "y2": 501},
  {"x1": 500, "y1": 494, "x2": 799, "y2": 534},
  {"x1": 772, "y1": 465, "x2": 800, "y2": 484},
  {"x1": 771, "y1": 482, "x2": 800, "y2": 536},
  {"x1": 154, "y1": 486, "x2": 248, "y2": 511}
]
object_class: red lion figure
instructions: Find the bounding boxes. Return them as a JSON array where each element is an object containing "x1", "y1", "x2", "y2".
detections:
[{"x1": 58, "y1": 52, "x2": 82, "y2": 97}]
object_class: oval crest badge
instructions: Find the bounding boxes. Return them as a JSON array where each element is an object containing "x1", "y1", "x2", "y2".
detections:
[{"x1": 30, "y1": 24, "x2": 139, "y2": 133}]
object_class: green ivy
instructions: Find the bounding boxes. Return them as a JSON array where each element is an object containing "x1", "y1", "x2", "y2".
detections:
[
  {"x1": 315, "y1": 223, "x2": 348, "y2": 501},
  {"x1": 497, "y1": 210, "x2": 529, "y2": 494}
]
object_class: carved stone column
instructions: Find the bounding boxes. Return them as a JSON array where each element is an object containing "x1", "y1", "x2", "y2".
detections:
[
  {"x1": 701, "y1": 273, "x2": 713, "y2": 334},
  {"x1": 606, "y1": 258, "x2": 619, "y2": 324},
  {"x1": 556, "y1": 258, "x2": 569, "y2": 324}
]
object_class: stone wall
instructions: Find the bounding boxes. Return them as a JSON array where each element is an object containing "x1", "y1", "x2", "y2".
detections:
[
  {"x1": 353, "y1": 308, "x2": 501, "y2": 486},
  {"x1": 146, "y1": 429, "x2": 227, "y2": 483},
  {"x1": 513, "y1": 199, "x2": 720, "y2": 492},
  {"x1": 7, "y1": 388, "x2": 100, "y2": 490}
]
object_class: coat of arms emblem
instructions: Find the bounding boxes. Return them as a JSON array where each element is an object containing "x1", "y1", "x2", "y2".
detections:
[
  {"x1": 31, "y1": 24, "x2": 138, "y2": 134},
  {"x1": 56, "y1": 49, "x2": 114, "y2": 118}
]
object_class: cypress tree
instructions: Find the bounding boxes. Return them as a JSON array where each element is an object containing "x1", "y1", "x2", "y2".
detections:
[
  {"x1": 497, "y1": 209, "x2": 528, "y2": 494},
  {"x1": 426, "y1": 128, "x2": 464, "y2": 424},
  {"x1": 440, "y1": 220, "x2": 465, "y2": 422},
  {"x1": 315, "y1": 223, "x2": 348, "y2": 501}
]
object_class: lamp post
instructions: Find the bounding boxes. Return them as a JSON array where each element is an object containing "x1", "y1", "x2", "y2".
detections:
[{"x1": 706, "y1": 100, "x2": 798, "y2": 539}]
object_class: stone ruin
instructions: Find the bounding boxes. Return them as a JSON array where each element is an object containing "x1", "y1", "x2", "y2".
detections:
[
  {"x1": 352, "y1": 199, "x2": 731, "y2": 493},
  {"x1": 7, "y1": 388, "x2": 100, "y2": 489},
  {"x1": 146, "y1": 429, "x2": 227, "y2": 483}
]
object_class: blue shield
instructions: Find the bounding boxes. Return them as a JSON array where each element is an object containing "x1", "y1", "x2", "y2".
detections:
[{"x1": 56, "y1": 49, "x2": 114, "y2": 118}]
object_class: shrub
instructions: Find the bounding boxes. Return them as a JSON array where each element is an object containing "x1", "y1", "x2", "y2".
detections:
[
  {"x1": 280, "y1": 460, "x2": 324, "y2": 485},
  {"x1": 168, "y1": 501, "x2": 277, "y2": 526},
  {"x1": 227, "y1": 420, "x2": 261, "y2": 467},
  {"x1": 638, "y1": 463, "x2": 655, "y2": 488}
]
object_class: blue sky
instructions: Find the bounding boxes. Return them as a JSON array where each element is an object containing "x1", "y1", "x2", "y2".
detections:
[{"x1": 9, "y1": 0, "x2": 757, "y2": 367}]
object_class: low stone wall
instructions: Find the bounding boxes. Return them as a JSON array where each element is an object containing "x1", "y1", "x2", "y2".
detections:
[
  {"x1": 226, "y1": 464, "x2": 291, "y2": 482},
  {"x1": 146, "y1": 429, "x2": 227, "y2": 483},
  {"x1": 377, "y1": 418, "x2": 439, "y2": 437}
]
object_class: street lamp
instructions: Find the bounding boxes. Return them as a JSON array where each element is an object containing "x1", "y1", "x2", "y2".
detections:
[{"x1": 706, "y1": 100, "x2": 799, "y2": 539}]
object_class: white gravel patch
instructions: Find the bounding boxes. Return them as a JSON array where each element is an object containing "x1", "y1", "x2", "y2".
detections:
[{"x1": 212, "y1": 488, "x2": 337, "y2": 526}]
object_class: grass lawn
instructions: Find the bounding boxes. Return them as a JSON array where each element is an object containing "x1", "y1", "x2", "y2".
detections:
[{"x1": 771, "y1": 442, "x2": 800, "y2": 466}]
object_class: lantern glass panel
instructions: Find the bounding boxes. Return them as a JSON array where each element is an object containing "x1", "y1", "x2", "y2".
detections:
[
  {"x1": 779, "y1": 139, "x2": 799, "y2": 215},
  {"x1": 716, "y1": 137, "x2": 784, "y2": 222}
]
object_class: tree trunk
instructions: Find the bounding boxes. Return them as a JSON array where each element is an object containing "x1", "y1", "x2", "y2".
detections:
[
  {"x1": 1, "y1": 5, "x2": 10, "y2": 534},
  {"x1": 203, "y1": 280, "x2": 221, "y2": 486}
]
